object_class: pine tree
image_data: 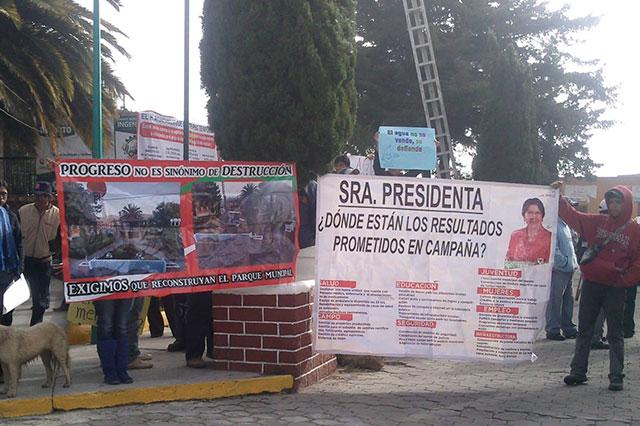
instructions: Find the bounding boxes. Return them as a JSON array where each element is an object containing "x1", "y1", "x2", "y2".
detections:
[
  {"x1": 200, "y1": 1, "x2": 358, "y2": 185},
  {"x1": 473, "y1": 38, "x2": 539, "y2": 184}
]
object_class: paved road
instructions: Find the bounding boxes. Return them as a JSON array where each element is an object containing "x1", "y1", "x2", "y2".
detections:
[
  {"x1": 6, "y1": 333, "x2": 640, "y2": 425},
  {"x1": 8, "y1": 277, "x2": 640, "y2": 425}
]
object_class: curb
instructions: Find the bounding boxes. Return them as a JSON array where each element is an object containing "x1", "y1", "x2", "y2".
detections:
[
  {"x1": 0, "y1": 397, "x2": 53, "y2": 418},
  {"x1": 0, "y1": 375, "x2": 293, "y2": 418}
]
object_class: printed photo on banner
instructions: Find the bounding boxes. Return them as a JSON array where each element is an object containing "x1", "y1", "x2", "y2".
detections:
[
  {"x1": 56, "y1": 160, "x2": 299, "y2": 302},
  {"x1": 504, "y1": 197, "x2": 553, "y2": 268},
  {"x1": 313, "y1": 174, "x2": 558, "y2": 363},
  {"x1": 192, "y1": 180, "x2": 297, "y2": 270},
  {"x1": 63, "y1": 181, "x2": 184, "y2": 280},
  {"x1": 377, "y1": 126, "x2": 437, "y2": 171}
]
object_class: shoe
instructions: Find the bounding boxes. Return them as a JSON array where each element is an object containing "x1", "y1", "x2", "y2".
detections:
[
  {"x1": 138, "y1": 353, "x2": 153, "y2": 361},
  {"x1": 591, "y1": 340, "x2": 609, "y2": 350},
  {"x1": 186, "y1": 358, "x2": 207, "y2": 369},
  {"x1": 128, "y1": 357, "x2": 153, "y2": 370},
  {"x1": 167, "y1": 340, "x2": 186, "y2": 352},
  {"x1": 563, "y1": 331, "x2": 578, "y2": 339},
  {"x1": 97, "y1": 340, "x2": 121, "y2": 385},
  {"x1": 564, "y1": 374, "x2": 588, "y2": 386},
  {"x1": 150, "y1": 331, "x2": 164, "y2": 338},
  {"x1": 623, "y1": 331, "x2": 634, "y2": 339},
  {"x1": 609, "y1": 377, "x2": 624, "y2": 391},
  {"x1": 118, "y1": 373, "x2": 134, "y2": 384},
  {"x1": 115, "y1": 338, "x2": 134, "y2": 384},
  {"x1": 105, "y1": 374, "x2": 121, "y2": 385},
  {"x1": 546, "y1": 333, "x2": 565, "y2": 341}
]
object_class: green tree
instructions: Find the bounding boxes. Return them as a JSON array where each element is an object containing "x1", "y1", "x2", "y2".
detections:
[
  {"x1": 62, "y1": 182, "x2": 99, "y2": 225},
  {"x1": 150, "y1": 202, "x2": 180, "y2": 227},
  {"x1": 192, "y1": 181, "x2": 222, "y2": 216},
  {"x1": 352, "y1": 0, "x2": 424, "y2": 153},
  {"x1": 473, "y1": 39, "x2": 539, "y2": 184},
  {"x1": 355, "y1": 0, "x2": 615, "y2": 179},
  {"x1": 0, "y1": 0, "x2": 129, "y2": 153},
  {"x1": 200, "y1": 0, "x2": 358, "y2": 185}
]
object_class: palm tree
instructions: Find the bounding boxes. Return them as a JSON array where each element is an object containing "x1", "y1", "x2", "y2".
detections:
[
  {"x1": 0, "y1": 0, "x2": 130, "y2": 154},
  {"x1": 119, "y1": 203, "x2": 143, "y2": 223},
  {"x1": 239, "y1": 183, "x2": 258, "y2": 201}
]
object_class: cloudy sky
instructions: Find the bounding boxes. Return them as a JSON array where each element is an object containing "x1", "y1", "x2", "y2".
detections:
[
  {"x1": 101, "y1": 182, "x2": 180, "y2": 217},
  {"x1": 78, "y1": 0, "x2": 638, "y2": 177}
]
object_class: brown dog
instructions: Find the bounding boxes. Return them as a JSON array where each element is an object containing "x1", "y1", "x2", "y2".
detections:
[{"x1": 0, "y1": 322, "x2": 71, "y2": 398}]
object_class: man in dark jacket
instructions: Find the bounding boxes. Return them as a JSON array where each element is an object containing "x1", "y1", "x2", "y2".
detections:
[{"x1": 555, "y1": 184, "x2": 640, "y2": 391}]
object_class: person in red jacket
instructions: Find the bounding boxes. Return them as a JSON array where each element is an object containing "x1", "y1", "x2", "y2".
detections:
[{"x1": 555, "y1": 184, "x2": 640, "y2": 391}]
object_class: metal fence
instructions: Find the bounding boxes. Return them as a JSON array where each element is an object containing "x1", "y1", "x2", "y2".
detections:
[{"x1": 0, "y1": 156, "x2": 37, "y2": 195}]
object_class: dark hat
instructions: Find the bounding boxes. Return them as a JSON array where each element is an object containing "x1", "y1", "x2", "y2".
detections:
[
  {"x1": 604, "y1": 188, "x2": 624, "y2": 201},
  {"x1": 34, "y1": 181, "x2": 53, "y2": 195}
]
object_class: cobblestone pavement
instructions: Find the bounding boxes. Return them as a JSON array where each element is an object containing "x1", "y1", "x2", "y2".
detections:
[{"x1": 7, "y1": 334, "x2": 640, "y2": 425}]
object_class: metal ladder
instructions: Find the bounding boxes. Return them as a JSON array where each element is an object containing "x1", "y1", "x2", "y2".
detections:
[{"x1": 402, "y1": 0, "x2": 458, "y2": 179}]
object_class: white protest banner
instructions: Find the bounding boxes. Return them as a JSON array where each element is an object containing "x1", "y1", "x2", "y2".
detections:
[
  {"x1": 347, "y1": 155, "x2": 375, "y2": 176},
  {"x1": 137, "y1": 111, "x2": 218, "y2": 161},
  {"x1": 314, "y1": 175, "x2": 558, "y2": 362}
]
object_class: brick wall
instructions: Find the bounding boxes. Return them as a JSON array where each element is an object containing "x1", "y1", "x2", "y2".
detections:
[{"x1": 212, "y1": 292, "x2": 336, "y2": 389}]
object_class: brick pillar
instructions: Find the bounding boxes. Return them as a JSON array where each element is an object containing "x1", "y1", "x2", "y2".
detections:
[{"x1": 212, "y1": 288, "x2": 336, "y2": 390}]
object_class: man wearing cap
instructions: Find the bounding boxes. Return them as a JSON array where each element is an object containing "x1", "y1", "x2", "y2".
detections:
[
  {"x1": 19, "y1": 181, "x2": 60, "y2": 325},
  {"x1": 553, "y1": 183, "x2": 640, "y2": 391}
]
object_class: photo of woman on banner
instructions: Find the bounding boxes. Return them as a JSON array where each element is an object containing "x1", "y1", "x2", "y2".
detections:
[{"x1": 505, "y1": 197, "x2": 552, "y2": 267}]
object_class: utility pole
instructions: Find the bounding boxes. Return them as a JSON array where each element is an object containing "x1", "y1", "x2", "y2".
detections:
[
  {"x1": 183, "y1": 0, "x2": 190, "y2": 161},
  {"x1": 92, "y1": 0, "x2": 103, "y2": 159}
]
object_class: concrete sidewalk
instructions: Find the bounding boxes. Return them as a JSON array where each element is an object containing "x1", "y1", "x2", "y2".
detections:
[{"x1": 0, "y1": 280, "x2": 292, "y2": 418}]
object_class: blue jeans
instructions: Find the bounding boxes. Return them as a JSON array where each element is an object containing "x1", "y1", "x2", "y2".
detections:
[
  {"x1": 127, "y1": 297, "x2": 145, "y2": 362},
  {"x1": 545, "y1": 270, "x2": 577, "y2": 336},
  {"x1": 95, "y1": 299, "x2": 134, "y2": 341}
]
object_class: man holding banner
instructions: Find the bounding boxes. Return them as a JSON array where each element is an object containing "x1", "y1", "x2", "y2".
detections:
[{"x1": 556, "y1": 184, "x2": 640, "y2": 391}]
